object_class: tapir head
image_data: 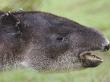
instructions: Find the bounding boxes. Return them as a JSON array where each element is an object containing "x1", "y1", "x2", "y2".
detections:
[{"x1": 0, "y1": 12, "x2": 109, "y2": 71}]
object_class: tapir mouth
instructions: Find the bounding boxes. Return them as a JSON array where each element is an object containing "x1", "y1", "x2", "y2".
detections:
[{"x1": 80, "y1": 52, "x2": 103, "y2": 67}]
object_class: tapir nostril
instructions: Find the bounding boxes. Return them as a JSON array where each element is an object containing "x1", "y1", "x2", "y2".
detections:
[{"x1": 104, "y1": 44, "x2": 110, "y2": 51}]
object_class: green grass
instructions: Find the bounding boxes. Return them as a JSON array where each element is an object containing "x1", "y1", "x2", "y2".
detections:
[{"x1": 0, "y1": 0, "x2": 110, "y2": 82}]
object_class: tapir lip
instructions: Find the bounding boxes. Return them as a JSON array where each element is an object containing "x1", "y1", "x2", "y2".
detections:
[{"x1": 79, "y1": 51, "x2": 103, "y2": 67}]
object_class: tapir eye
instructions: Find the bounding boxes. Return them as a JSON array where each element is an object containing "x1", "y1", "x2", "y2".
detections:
[
  {"x1": 56, "y1": 36, "x2": 63, "y2": 41},
  {"x1": 56, "y1": 32, "x2": 69, "y2": 41}
]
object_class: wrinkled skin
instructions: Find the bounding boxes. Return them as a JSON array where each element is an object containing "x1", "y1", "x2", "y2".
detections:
[{"x1": 0, "y1": 11, "x2": 109, "y2": 71}]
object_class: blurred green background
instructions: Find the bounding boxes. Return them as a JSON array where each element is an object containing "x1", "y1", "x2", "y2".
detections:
[{"x1": 0, "y1": 0, "x2": 110, "y2": 82}]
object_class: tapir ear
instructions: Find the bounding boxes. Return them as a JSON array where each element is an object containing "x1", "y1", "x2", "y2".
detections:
[{"x1": 0, "y1": 13, "x2": 20, "y2": 26}]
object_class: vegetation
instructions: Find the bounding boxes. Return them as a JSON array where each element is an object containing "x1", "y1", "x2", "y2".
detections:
[{"x1": 0, "y1": 0, "x2": 110, "y2": 82}]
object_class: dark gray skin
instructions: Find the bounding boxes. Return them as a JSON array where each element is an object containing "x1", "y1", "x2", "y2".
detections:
[{"x1": 0, "y1": 11, "x2": 109, "y2": 71}]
